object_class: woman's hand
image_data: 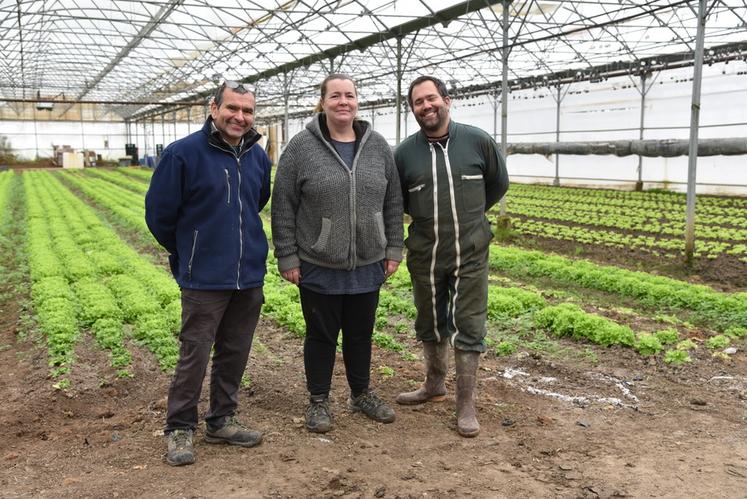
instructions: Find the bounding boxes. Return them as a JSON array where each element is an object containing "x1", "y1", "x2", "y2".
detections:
[
  {"x1": 384, "y1": 259, "x2": 400, "y2": 279},
  {"x1": 281, "y1": 267, "x2": 301, "y2": 285}
]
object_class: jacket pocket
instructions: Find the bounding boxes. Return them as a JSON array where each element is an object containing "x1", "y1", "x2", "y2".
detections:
[
  {"x1": 469, "y1": 219, "x2": 493, "y2": 252},
  {"x1": 374, "y1": 211, "x2": 387, "y2": 248},
  {"x1": 310, "y1": 218, "x2": 332, "y2": 253},
  {"x1": 459, "y1": 172, "x2": 486, "y2": 216},
  {"x1": 187, "y1": 229, "x2": 199, "y2": 281},
  {"x1": 407, "y1": 182, "x2": 431, "y2": 219}
]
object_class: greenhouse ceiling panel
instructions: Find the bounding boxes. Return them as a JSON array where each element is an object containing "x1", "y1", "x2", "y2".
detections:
[{"x1": 1, "y1": 0, "x2": 746, "y2": 118}]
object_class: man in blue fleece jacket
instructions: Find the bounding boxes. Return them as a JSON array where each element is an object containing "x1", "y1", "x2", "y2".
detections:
[{"x1": 145, "y1": 81, "x2": 271, "y2": 466}]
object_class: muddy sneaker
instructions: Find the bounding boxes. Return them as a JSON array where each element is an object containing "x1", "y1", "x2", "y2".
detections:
[
  {"x1": 348, "y1": 391, "x2": 396, "y2": 424},
  {"x1": 305, "y1": 395, "x2": 333, "y2": 433},
  {"x1": 166, "y1": 429, "x2": 195, "y2": 466},
  {"x1": 204, "y1": 417, "x2": 262, "y2": 447}
]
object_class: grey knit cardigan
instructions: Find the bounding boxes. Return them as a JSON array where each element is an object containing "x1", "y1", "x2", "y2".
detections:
[{"x1": 271, "y1": 114, "x2": 404, "y2": 272}]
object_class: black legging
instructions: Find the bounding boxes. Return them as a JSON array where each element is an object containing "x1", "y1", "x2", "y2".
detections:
[{"x1": 299, "y1": 287, "x2": 380, "y2": 398}]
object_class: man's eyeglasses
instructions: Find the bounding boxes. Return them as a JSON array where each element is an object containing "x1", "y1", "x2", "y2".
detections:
[{"x1": 224, "y1": 80, "x2": 254, "y2": 94}]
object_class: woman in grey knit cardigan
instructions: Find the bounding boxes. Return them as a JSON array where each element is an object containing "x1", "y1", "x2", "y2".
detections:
[{"x1": 271, "y1": 74, "x2": 404, "y2": 433}]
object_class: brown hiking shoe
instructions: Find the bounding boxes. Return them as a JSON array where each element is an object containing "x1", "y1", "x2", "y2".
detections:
[
  {"x1": 349, "y1": 391, "x2": 395, "y2": 423},
  {"x1": 204, "y1": 417, "x2": 262, "y2": 447},
  {"x1": 305, "y1": 395, "x2": 333, "y2": 433},
  {"x1": 166, "y1": 429, "x2": 195, "y2": 466}
]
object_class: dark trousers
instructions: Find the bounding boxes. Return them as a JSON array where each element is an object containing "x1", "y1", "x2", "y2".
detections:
[
  {"x1": 299, "y1": 287, "x2": 379, "y2": 398},
  {"x1": 407, "y1": 244, "x2": 489, "y2": 353},
  {"x1": 165, "y1": 287, "x2": 263, "y2": 433}
]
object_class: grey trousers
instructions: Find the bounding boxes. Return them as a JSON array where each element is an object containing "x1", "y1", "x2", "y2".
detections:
[{"x1": 165, "y1": 287, "x2": 263, "y2": 433}]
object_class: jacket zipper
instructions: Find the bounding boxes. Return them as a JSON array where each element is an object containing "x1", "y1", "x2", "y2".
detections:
[
  {"x1": 208, "y1": 137, "x2": 253, "y2": 290},
  {"x1": 436, "y1": 140, "x2": 463, "y2": 348},
  {"x1": 428, "y1": 143, "x2": 441, "y2": 343},
  {"x1": 235, "y1": 156, "x2": 244, "y2": 289},
  {"x1": 187, "y1": 229, "x2": 199, "y2": 280},
  {"x1": 224, "y1": 169, "x2": 231, "y2": 204},
  {"x1": 326, "y1": 128, "x2": 370, "y2": 271}
]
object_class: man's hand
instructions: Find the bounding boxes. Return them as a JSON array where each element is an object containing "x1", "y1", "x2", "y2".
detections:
[
  {"x1": 281, "y1": 267, "x2": 301, "y2": 285},
  {"x1": 384, "y1": 259, "x2": 400, "y2": 279}
]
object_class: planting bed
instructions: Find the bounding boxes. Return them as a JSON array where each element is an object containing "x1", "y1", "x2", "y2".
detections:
[{"x1": 0, "y1": 168, "x2": 745, "y2": 498}]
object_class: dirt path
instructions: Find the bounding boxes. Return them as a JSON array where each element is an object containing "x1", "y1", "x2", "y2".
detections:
[
  {"x1": 1, "y1": 172, "x2": 745, "y2": 498},
  {"x1": 1, "y1": 310, "x2": 745, "y2": 498}
]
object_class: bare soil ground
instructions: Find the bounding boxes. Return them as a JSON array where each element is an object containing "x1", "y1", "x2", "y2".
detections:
[
  {"x1": 1, "y1": 176, "x2": 745, "y2": 498},
  {"x1": 1, "y1": 296, "x2": 746, "y2": 498}
]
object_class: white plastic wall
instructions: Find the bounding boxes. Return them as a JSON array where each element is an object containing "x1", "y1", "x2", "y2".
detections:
[
  {"x1": 2, "y1": 60, "x2": 746, "y2": 195},
  {"x1": 287, "y1": 60, "x2": 747, "y2": 195}
]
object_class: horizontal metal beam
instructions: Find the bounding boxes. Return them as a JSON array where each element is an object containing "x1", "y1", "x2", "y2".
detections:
[
  {"x1": 0, "y1": 98, "x2": 204, "y2": 106},
  {"x1": 255, "y1": 40, "x2": 747, "y2": 124},
  {"x1": 458, "y1": 41, "x2": 747, "y2": 96}
]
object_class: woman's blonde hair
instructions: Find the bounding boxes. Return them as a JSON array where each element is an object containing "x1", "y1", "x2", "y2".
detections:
[{"x1": 314, "y1": 73, "x2": 358, "y2": 113}]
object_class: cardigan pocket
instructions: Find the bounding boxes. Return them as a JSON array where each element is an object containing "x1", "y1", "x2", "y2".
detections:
[
  {"x1": 374, "y1": 211, "x2": 387, "y2": 248},
  {"x1": 310, "y1": 217, "x2": 332, "y2": 253}
]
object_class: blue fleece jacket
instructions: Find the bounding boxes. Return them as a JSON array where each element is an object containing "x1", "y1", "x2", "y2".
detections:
[{"x1": 145, "y1": 118, "x2": 271, "y2": 290}]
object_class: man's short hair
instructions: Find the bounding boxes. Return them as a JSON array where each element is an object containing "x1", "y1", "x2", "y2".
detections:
[
  {"x1": 213, "y1": 80, "x2": 254, "y2": 107},
  {"x1": 407, "y1": 76, "x2": 449, "y2": 108}
]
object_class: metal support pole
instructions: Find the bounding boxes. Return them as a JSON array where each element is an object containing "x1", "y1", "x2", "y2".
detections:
[
  {"x1": 404, "y1": 102, "x2": 408, "y2": 137},
  {"x1": 554, "y1": 84, "x2": 561, "y2": 186},
  {"x1": 151, "y1": 117, "x2": 156, "y2": 163},
  {"x1": 499, "y1": 0, "x2": 510, "y2": 216},
  {"x1": 492, "y1": 89, "x2": 499, "y2": 142},
  {"x1": 173, "y1": 112, "x2": 177, "y2": 143},
  {"x1": 142, "y1": 121, "x2": 148, "y2": 164},
  {"x1": 80, "y1": 106, "x2": 86, "y2": 153},
  {"x1": 161, "y1": 114, "x2": 166, "y2": 148},
  {"x1": 395, "y1": 37, "x2": 403, "y2": 145},
  {"x1": 371, "y1": 108, "x2": 376, "y2": 129},
  {"x1": 636, "y1": 72, "x2": 647, "y2": 191},
  {"x1": 187, "y1": 108, "x2": 191, "y2": 134},
  {"x1": 283, "y1": 72, "x2": 290, "y2": 150},
  {"x1": 33, "y1": 106, "x2": 39, "y2": 159},
  {"x1": 684, "y1": 0, "x2": 707, "y2": 265}
]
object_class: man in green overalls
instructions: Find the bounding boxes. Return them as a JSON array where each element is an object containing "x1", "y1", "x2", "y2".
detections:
[{"x1": 395, "y1": 76, "x2": 509, "y2": 437}]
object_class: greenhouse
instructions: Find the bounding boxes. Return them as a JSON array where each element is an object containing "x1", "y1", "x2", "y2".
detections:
[{"x1": 1, "y1": 1, "x2": 746, "y2": 496}]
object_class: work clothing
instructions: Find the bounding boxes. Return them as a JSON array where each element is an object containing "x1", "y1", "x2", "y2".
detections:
[
  {"x1": 395, "y1": 120, "x2": 508, "y2": 352},
  {"x1": 165, "y1": 287, "x2": 263, "y2": 432},
  {"x1": 146, "y1": 119, "x2": 272, "y2": 290},
  {"x1": 395, "y1": 340, "x2": 449, "y2": 405},
  {"x1": 146, "y1": 117, "x2": 270, "y2": 438}
]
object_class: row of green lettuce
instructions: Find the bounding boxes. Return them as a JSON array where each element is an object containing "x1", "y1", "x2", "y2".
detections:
[
  {"x1": 46, "y1": 169, "x2": 745, "y2": 369},
  {"x1": 501, "y1": 183, "x2": 747, "y2": 261},
  {"x1": 25, "y1": 171, "x2": 180, "y2": 388}
]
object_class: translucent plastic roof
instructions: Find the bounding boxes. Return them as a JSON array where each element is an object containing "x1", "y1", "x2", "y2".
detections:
[{"x1": 2, "y1": 0, "x2": 746, "y2": 119}]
